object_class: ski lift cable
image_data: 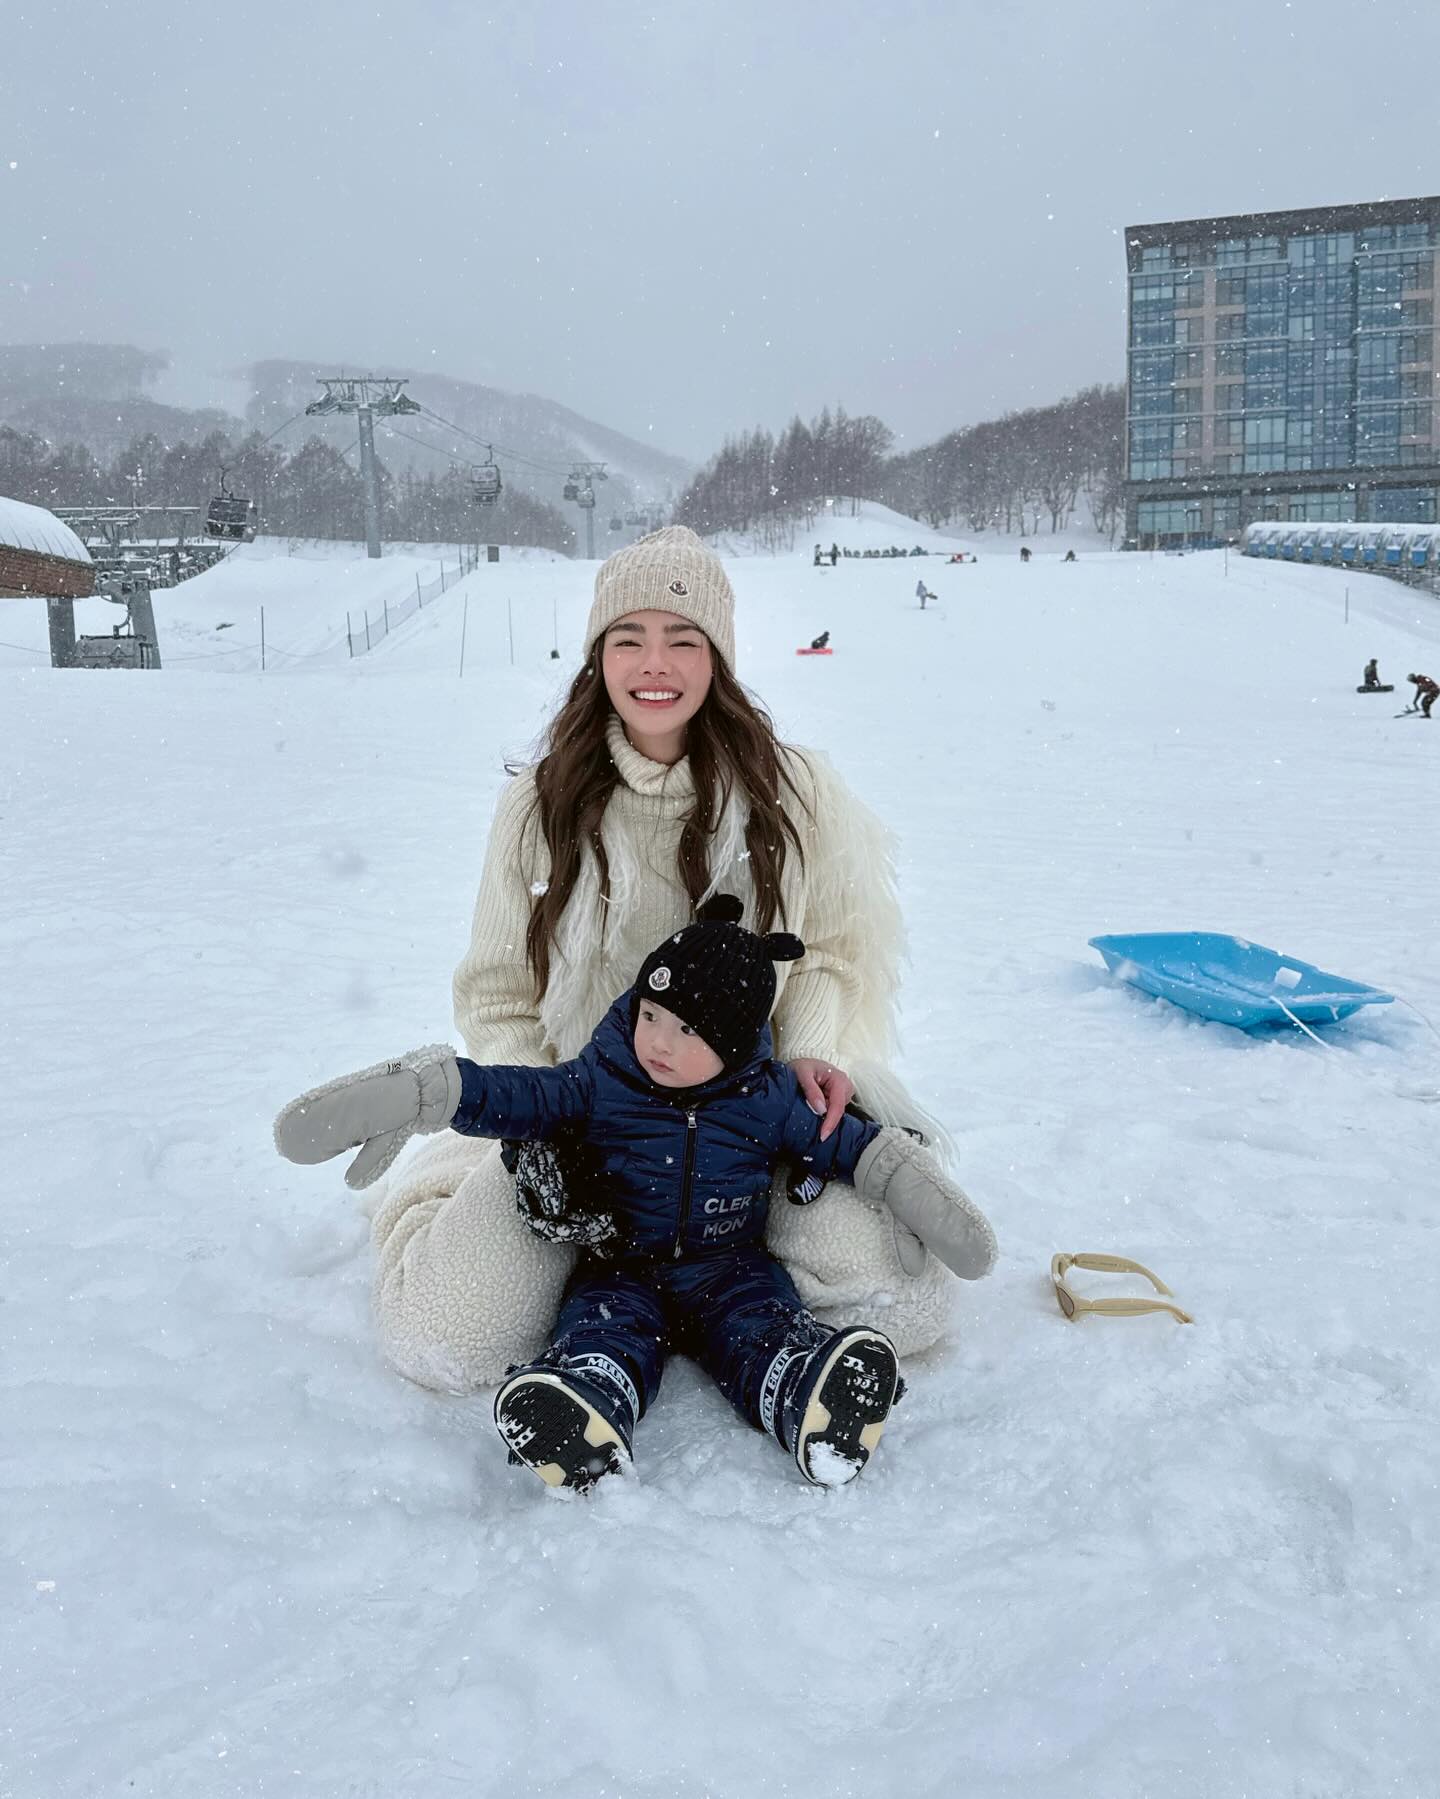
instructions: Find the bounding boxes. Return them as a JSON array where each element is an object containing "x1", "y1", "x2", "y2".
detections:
[
  {"x1": 411, "y1": 406, "x2": 557, "y2": 472},
  {"x1": 409, "y1": 405, "x2": 574, "y2": 478},
  {"x1": 252, "y1": 409, "x2": 314, "y2": 450},
  {"x1": 380, "y1": 425, "x2": 485, "y2": 470}
]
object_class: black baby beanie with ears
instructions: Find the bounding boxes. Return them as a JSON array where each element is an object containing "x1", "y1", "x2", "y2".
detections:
[{"x1": 632, "y1": 894, "x2": 805, "y2": 1070}]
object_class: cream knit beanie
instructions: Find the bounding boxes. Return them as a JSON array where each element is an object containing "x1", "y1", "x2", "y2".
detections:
[{"x1": 585, "y1": 525, "x2": 736, "y2": 668}]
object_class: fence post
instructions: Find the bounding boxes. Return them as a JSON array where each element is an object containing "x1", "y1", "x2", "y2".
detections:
[
  {"x1": 365, "y1": 611, "x2": 371, "y2": 652},
  {"x1": 260, "y1": 605, "x2": 266, "y2": 671},
  {"x1": 417, "y1": 573, "x2": 423, "y2": 609},
  {"x1": 347, "y1": 611, "x2": 354, "y2": 658},
  {"x1": 384, "y1": 597, "x2": 390, "y2": 636},
  {"x1": 459, "y1": 593, "x2": 469, "y2": 678}
]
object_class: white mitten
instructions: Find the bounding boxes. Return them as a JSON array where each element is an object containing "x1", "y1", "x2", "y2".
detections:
[
  {"x1": 854, "y1": 1128, "x2": 998, "y2": 1280},
  {"x1": 274, "y1": 1045, "x2": 463, "y2": 1190}
]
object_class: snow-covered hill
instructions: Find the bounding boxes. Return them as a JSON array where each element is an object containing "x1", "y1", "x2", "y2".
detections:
[
  {"x1": 4, "y1": 542, "x2": 1438, "y2": 1797},
  {"x1": 702, "y1": 496, "x2": 1115, "y2": 559}
]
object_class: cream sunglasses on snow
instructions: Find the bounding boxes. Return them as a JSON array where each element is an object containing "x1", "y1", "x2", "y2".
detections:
[{"x1": 1051, "y1": 1253, "x2": 1194, "y2": 1325}]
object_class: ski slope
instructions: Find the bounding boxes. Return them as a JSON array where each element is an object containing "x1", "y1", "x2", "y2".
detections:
[{"x1": 4, "y1": 536, "x2": 1439, "y2": 1798}]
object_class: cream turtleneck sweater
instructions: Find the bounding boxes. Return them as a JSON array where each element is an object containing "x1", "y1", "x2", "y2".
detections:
[{"x1": 453, "y1": 715, "x2": 883, "y2": 1078}]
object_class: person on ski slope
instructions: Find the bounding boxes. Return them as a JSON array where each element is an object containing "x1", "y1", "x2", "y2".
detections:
[
  {"x1": 915, "y1": 579, "x2": 935, "y2": 609},
  {"x1": 1363, "y1": 658, "x2": 1381, "y2": 690},
  {"x1": 273, "y1": 525, "x2": 973, "y2": 1396},
  {"x1": 1406, "y1": 672, "x2": 1437, "y2": 717},
  {"x1": 275, "y1": 897, "x2": 997, "y2": 1490}
]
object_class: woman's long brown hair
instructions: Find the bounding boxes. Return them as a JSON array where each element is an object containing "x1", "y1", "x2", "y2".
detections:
[{"x1": 523, "y1": 649, "x2": 809, "y2": 1000}]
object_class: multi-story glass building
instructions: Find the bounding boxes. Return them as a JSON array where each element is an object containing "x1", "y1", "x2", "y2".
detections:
[{"x1": 1124, "y1": 196, "x2": 1440, "y2": 546}]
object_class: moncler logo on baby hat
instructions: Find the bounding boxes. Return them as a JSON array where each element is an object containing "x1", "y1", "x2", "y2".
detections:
[
  {"x1": 648, "y1": 966, "x2": 672, "y2": 991},
  {"x1": 668, "y1": 578, "x2": 689, "y2": 597}
]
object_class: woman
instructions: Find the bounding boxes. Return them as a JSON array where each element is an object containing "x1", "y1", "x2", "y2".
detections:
[{"x1": 371, "y1": 526, "x2": 957, "y2": 1392}]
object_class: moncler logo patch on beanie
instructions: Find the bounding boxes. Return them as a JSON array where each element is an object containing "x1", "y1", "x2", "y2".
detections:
[
  {"x1": 631, "y1": 894, "x2": 805, "y2": 1073},
  {"x1": 586, "y1": 526, "x2": 736, "y2": 669}
]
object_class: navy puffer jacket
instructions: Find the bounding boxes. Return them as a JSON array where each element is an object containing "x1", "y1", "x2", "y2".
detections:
[{"x1": 450, "y1": 990, "x2": 878, "y2": 1260}]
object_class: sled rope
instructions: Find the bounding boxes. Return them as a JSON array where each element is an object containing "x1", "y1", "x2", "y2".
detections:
[{"x1": 1271, "y1": 994, "x2": 1440, "y2": 1104}]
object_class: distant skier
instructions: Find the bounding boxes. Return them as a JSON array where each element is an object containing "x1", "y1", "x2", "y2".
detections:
[
  {"x1": 1407, "y1": 671, "x2": 1438, "y2": 717},
  {"x1": 1362, "y1": 658, "x2": 1381, "y2": 691},
  {"x1": 1063, "y1": 549, "x2": 1077, "y2": 563},
  {"x1": 829, "y1": 543, "x2": 839, "y2": 566},
  {"x1": 813, "y1": 544, "x2": 824, "y2": 567},
  {"x1": 810, "y1": 630, "x2": 830, "y2": 651},
  {"x1": 915, "y1": 579, "x2": 935, "y2": 609},
  {"x1": 1019, "y1": 546, "x2": 1032, "y2": 563}
]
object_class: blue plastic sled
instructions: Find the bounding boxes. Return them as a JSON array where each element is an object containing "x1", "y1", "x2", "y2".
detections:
[{"x1": 1089, "y1": 932, "x2": 1394, "y2": 1031}]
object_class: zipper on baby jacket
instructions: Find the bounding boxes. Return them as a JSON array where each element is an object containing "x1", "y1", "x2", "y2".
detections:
[{"x1": 673, "y1": 1110, "x2": 698, "y2": 1258}]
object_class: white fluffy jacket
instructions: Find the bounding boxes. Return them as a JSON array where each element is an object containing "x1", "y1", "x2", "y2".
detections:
[{"x1": 371, "y1": 718, "x2": 958, "y2": 1392}]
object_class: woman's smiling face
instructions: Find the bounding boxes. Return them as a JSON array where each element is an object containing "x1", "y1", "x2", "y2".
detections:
[{"x1": 601, "y1": 610, "x2": 714, "y2": 762}]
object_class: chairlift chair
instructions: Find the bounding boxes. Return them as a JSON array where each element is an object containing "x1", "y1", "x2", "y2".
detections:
[
  {"x1": 609, "y1": 516, "x2": 623, "y2": 531},
  {"x1": 204, "y1": 469, "x2": 256, "y2": 542},
  {"x1": 563, "y1": 481, "x2": 580, "y2": 501},
  {"x1": 471, "y1": 459, "x2": 503, "y2": 506},
  {"x1": 204, "y1": 494, "x2": 255, "y2": 542}
]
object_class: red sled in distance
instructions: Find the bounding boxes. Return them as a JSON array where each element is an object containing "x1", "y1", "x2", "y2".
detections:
[{"x1": 795, "y1": 647, "x2": 834, "y2": 655}]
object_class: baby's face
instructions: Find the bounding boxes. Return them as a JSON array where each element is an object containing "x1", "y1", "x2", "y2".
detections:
[{"x1": 634, "y1": 999, "x2": 724, "y2": 1088}]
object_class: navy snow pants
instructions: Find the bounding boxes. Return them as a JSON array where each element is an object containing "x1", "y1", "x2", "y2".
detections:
[{"x1": 544, "y1": 1248, "x2": 832, "y2": 1440}]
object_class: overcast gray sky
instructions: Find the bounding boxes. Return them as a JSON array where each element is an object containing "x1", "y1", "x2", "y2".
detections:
[{"x1": 5, "y1": 0, "x2": 1439, "y2": 461}]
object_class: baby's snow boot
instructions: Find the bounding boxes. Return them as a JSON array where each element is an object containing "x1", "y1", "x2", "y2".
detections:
[
  {"x1": 494, "y1": 1355, "x2": 637, "y2": 1493},
  {"x1": 780, "y1": 1326, "x2": 901, "y2": 1487}
]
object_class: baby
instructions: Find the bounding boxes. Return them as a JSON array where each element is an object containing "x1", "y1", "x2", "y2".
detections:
[{"x1": 276, "y1": 896, "x2": 996, "y2": 1492}]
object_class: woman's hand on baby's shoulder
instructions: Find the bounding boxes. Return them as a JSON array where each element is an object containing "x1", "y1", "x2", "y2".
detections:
[{"x1": 788, "y1": 1058, "x2": 856, "y2": 1141}]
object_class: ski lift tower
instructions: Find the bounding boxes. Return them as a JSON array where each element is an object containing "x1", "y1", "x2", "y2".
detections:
[
  {"x1": 306, "y1": 376, "x2": 420, "y2": 559},
  {"x1": 565, "y1": 462, "x2": 609, "y2": 559}
]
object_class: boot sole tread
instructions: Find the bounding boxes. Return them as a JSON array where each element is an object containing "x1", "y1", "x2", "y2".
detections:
[
  {"x1": 794, "y1": 1330, "x2": 899, "y2": 1487},
  {"x1": 495, "y1": 1373, "x2": 629, "y2": 1492}
]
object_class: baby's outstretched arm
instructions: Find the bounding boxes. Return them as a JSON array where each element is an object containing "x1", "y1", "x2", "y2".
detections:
[
  {"x1": 275, "y1": 1048, "x2": 589, "y2": 1190},
  {"x1": 777, "y1": 1076, "x2": 997, "y2": 1280}
]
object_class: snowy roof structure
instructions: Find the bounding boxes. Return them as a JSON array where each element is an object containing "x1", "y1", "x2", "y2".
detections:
[{"x1": 0, "y1": 495, "x2": 92, "y2": 565}]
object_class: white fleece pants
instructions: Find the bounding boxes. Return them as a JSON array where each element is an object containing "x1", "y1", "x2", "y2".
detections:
[{"x1": 371, "y1": 1136, "x2": 958, "y2": 1393}]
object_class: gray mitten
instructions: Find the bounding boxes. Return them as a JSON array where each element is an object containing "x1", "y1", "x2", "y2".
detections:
[
  {"x1": 854, "y1": 1127, "x2": 998, "y2": 1280},
  {"x1": 273, "y1": 1045, "x2": 463, "y2": 1190}
]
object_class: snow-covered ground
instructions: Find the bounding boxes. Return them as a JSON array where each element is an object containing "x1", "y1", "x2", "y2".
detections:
[
  {"x1": 0, "y1": 537, "x2": 566, "y2": 677},
  {"x1": 4, "y1": 536, "x2": 1439, "y2": 1797}
]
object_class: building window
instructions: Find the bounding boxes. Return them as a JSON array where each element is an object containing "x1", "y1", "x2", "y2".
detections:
[
  {"x1": 1130, "y1": 350, "x2": 1175, "y2": 384},
  {"x1": 1137, "y1": 499, "x2": 1207, "y2": 535},
  {"x1": 1371, "y1": 487, "x2": 1437, "y2": 522},
  {"x1": 1287, "y1": 491, "x2": 1357, "y2": 522},
  {"x1": 1131, "y1": 316, "x2": 1176, "y2": 347}
]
